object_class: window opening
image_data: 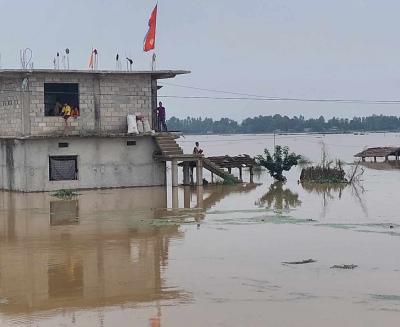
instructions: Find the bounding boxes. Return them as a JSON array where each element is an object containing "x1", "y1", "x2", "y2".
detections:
[
  {"x1": 49, "y1": 155, "x2": 78, "y2": 181},
  {"x1": 44, "y1": 83, "x2": 80, "y2": 117}
]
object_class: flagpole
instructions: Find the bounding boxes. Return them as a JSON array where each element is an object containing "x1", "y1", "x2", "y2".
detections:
[{"x1": 153, "y1": 1, "x2": 158, "y2": 71}]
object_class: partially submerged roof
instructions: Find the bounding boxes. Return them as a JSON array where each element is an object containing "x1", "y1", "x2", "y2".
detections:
[
  {"x1": 354, "y1": 147, "x2": 400, "y2": 157},
  {"x1": 0, "y1": 69, "x2": 190, "y2": 79},
  {"x1": 207, "y1": 155, "x2": 257, "y2": 168}
]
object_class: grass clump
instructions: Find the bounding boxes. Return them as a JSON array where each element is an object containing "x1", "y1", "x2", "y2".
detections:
[
  {"x1": 52, "y1": 189, "x2": 79, "y2": 199},
  {"x1": 300, "y1": 142, "x2": 348, "y2": 184},
  {"x1": 300, "y1": 163, "x2": 348, "y2": 184}
]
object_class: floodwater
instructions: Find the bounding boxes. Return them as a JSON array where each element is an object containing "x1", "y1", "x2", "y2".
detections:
[{"x1": 1, "y1": 133, "x2": 400, "y2": 326}]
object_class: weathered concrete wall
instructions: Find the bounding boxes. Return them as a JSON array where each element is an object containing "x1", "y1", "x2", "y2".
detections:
[
  {"x1": 0, "y1": 72, "x2": 153, "y2": 137},
  {"x1": 0, "y1": 136, "x2": 166, "y2": 192}
]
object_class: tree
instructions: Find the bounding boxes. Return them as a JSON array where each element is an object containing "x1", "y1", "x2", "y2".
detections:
[{"x1": 256, "y1": 145, "x2": 301, "y2": 182}]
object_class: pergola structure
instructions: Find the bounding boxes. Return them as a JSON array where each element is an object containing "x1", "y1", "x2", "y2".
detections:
[{"x1": 354, "y1": 147, "x2": 400, "y2": 162}]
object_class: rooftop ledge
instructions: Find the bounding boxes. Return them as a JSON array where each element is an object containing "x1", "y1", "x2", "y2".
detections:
[
  {"x1": 0, "y1": 69, "x2": 190, "y2": 79},
  {"x1": 0, "y1": 133, "x2": 161, "y2": 140}
]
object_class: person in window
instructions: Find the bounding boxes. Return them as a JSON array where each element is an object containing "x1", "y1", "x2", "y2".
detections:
[
  {"x1": 61, "y1": 103, "x2": 71, "y2": 118},
  {"x1": 54, "y1": 101, "x2": 62, "y2": 116},
  {"x1": 157, "y1": 101, "x2": 167, "y2": 132},
  {"x1": 193, "y1": 142, "x2": 203, "y2": 155},
  {"x1": 71, "y1": 106, "x2": 80, "y2": 118}
]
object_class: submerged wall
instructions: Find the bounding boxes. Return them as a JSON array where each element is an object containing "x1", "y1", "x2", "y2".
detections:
[{"x1": 0, "y1": 135, "x2": 165, "y2": 192}]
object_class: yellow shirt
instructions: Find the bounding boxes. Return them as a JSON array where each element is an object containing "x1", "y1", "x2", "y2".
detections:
[{"x1": 61, "y1": 105, "x2": 71, "y2": 116}]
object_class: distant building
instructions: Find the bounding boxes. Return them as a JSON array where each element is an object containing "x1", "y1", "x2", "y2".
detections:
[{"x1": 0, "y1": 69, "x2": 189, "y2": 191}]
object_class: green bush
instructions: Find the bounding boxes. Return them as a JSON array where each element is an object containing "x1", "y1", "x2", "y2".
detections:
[{"x1": 256, "y1": 145, "x2": 301, "y2": 182}]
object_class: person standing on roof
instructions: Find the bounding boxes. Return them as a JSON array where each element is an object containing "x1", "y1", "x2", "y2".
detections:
[{"x1": 157, "y1": 101, "x2": 167, "y2": 132}]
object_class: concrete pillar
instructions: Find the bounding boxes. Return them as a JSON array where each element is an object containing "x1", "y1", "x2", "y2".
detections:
[
  {"x1": 196, "y1": 159, "x2": 203, "y2": 186},
  {"x1": 374, "y1": 156, "x2": 377, "y2": 162},
  {"x1": 183, "y1": 186, "x2": 191, "y2": 208},
  {"x1": 171, "y1": 160, "x2": 178, "y2": 187},
  {"x1": 249, "y1": 166, "x2": 254, "y2": 183},
  {"x1": 211, "y1": 173, "x2": 214, "y2": 183},
  {"x1": 239, "y1": 167, "x2": 243, "y2": 181},
  {"x1": 172, "y1": 186, "x2": 179, "y2": 209},
  {"x1": 93, "y1": 76, "x2": 101, "y2": 133},
  {"x1": 21, "y1": 83, "x2": 31, "y2": 136},
  {"x1": 385, "y1": 156, "x2": 388, "y2": 162},
  {"x1": 362, "y1": 157, "x2": 365, "y2": 162},
  {"x1": 228, "y1": 167, "x2": 232, "y2": 174},
  {"x1": 196, "y1": 186, "x2": 204, "y2": 209},
  {"x1": 183, "y1": 162, "x2": 191, "y2": 185},
  {"x1": 151, "y1": 79, "x2": 158, "y2": 130}
]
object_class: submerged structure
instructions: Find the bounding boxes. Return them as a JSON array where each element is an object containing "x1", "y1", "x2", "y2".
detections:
[
  {"x1": 0, "y1": 69, "x2": 188, "y2": 191},
  {"x1": 355, "y1": 147, "x2": 400, "y2": 162}
]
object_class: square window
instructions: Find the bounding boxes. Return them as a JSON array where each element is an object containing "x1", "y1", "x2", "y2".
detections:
[
  {"x1": 44, "y1": 83, "x2": 80, "y2": 117},
  {"x1": 49, "y1": 156, "x2": 78, "y2": 181}
]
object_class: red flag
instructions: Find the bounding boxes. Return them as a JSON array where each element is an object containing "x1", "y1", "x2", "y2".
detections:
[{"x1": 144, "y1": 5, "x2": 157, "y2": 52}]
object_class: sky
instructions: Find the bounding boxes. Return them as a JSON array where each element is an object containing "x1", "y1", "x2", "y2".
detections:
[{"x1": 1, "y1": 0, "x2": 400, "y2": 121}]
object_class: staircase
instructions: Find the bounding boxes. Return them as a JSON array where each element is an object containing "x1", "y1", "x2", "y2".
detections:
[
  {"x1": 154, "y1": 133, "x2": 184, "y2": 157},
  {"x1": 203, "y1": 158, "x2": 241, "y2": 183},
  {"x1": 154, "y1": 133, "x2": 241, "y2": 184}
]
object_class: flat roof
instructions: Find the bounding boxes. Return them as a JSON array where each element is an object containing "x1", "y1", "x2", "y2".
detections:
[
  {"x1": 0, "y1": 133, "x2": 157, "y2": 140},
  {"x1": 0, "y1": 69, "x2": 190, "y2": 79}
]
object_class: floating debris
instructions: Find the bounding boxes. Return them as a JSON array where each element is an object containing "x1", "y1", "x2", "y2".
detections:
[
  {"x1": 282, "y1": 259, "x2": 317, "y2": 265},
  {"x1": 330, "y1": 264, "x2": 358, "y2": 269}
]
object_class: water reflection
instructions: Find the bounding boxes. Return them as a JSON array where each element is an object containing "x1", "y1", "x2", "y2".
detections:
[
  {"x1": 0, "y1": 188, "x2": 187, "y2": 321},
  {"x1": 256, "y1": 182, "x2": 301, "y2": 212},
  {"x1": 301, "y1": 182, "x2": 346, "y2": 218},
  {"x1": 203, "y1": 183, "x2": 259, "y2": 210},
  {"x1": 50, "y1": 199, "x2": 79, "y2": 225},
  {"x1": 361, "y1": 160, "x2": 400, "y2": 171},
  {"x1": 301, "y1": 182, "x2": 346, "y2": 199}
]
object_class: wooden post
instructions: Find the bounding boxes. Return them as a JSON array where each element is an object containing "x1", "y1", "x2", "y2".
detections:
[
  {"x1": 239, "y1": 167, "x2": 243, "y2": 181},
  {"x1": 362, "y1": 157, "x2": 365, "y2": 162},
  {"x1": 228, "y1": 167, "x2": 232, "y2": 174},
  {"x1": 183, "y1": 162, "x2": 190, "y2": 185},
  {"x1": 249, "y1": 166, "x2": 254, "y2": 183},
  {"x1": 171, "y1": 160, "x2": 178, "y2": 187},
  {"x1": 374, "y1": 156, "x2": 377, "y2": 162},
  {"x1": 211, "y1": 172, "x2": 214, "y2": 183},
  {"x1": 385, "y1": 156, "x2": 388, "y2": 162},
  {"x1": 196, "y1": 159, "x2": 203, "y2": 186}
]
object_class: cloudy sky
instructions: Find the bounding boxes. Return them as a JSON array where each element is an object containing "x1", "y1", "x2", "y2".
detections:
[{"x1": 1, "y1": 0, "x2": 400, "y2": 121}]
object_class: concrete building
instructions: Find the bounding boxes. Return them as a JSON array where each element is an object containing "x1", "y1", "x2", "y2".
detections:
[{"x1": 0, "y1": 69, "x2": 188, "y2": 191}]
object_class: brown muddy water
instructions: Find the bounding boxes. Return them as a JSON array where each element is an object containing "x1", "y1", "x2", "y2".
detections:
[{"x1": 1, "y1": 133, "x2": 400, "y2": 326}]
